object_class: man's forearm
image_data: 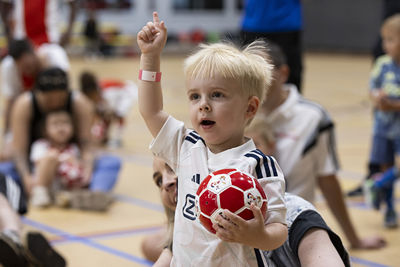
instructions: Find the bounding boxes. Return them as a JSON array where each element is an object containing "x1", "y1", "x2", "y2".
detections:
[{"x1": 318, "y1": 175, "x2": 360, "y2": 246}]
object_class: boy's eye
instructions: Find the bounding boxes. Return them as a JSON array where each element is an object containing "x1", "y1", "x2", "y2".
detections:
[
  {"x1": 212, "y1": 92, "x2": 223, "y2": 98},
  {"x1": 189, "y1": 93, "x2": 200, "y2": 100}
]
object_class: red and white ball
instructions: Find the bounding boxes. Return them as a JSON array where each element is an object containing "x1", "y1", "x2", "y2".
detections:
[{"x1": 196, "y1": 169, "x2": 267, "y2": 234}]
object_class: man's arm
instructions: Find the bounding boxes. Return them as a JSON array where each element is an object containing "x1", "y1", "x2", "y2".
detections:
[
  {"x1": 298, "y1": 228, "x2": 344, "y2": 267},
  {"x1": 318, "y1": 174, "x2": 386, "y2": 249},
  {"x1": 137, "y1": 12, "x2": 169, "y2": 138},
  {"x1": 10, "y1": 94, "x2": 33, "y2": 192},
  {"x1": 59, "y1": 0, "x2": 78, "y2": 47}
]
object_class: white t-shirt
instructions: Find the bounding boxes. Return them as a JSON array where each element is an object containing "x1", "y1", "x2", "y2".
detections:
[
  {"x1": 1, "y1": 43, "x2": 69, "y2": 99},
  {"x1": 2, "y1": 0, "x2": 75, "y2": 46},
  {"x1": 150, "y1": 116, "x2": 286, "y2": 267},
  {"x1": 264, "y1": 85, "x2": 339, "y2": 202}
]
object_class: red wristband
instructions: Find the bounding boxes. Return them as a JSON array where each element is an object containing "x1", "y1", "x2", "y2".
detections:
[{"x1": 138, "y1": 70, "x2": 162, "y2": 82}]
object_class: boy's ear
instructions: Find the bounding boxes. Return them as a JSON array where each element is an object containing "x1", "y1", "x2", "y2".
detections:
[{"x1": 246, "y1": 96, "x2": 260, "y2": 118}]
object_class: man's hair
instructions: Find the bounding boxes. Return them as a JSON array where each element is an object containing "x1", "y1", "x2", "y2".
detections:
[
  {"x1": 266, "y1": 42, "x2": 287, "y2": 69},
  {"x1": 8, "y1": 39, "x2": 34, "y2": 60},
  {"x1": 183, "y1": 40, "x2": 273, "y2": 102},
  {"x1": 382, "y1": 14, "x2": 400, "y2": 34},
  {"x1": 35, "y1": 67, "x2": 69, "y2": 92},
  {"x1": 79, "y1": 71, "x2": 99, "y2": 95}
]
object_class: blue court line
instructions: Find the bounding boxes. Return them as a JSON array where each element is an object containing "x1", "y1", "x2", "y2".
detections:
[
  {"x1": 350, "y1": 256, "x2": 391, "y2": 267},
  {"x1": 51, "y1": 225, "x2": 162, "y2": 245},
  {"x1": 22, "y1": 217, "x2": 153, "y2": 266},
  {"x1": 113, "y1": 193, "x2": 164, "y2": 212}
]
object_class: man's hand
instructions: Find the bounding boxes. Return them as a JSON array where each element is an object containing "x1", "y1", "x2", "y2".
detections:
[{"x1": 351, "y1": 235, "x2": 386, "y2": 250}]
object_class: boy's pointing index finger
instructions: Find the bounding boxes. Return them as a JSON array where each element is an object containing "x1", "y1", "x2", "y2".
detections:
[{"x1": 153, "y1": 11, "x2": 160, "y2": 25}]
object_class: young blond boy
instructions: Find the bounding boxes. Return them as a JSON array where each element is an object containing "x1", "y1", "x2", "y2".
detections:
[
  {"x1": 137, "y1": 12, "x2": 287, "y2": 266},
  {"x1": 366, "y1": 14, "x2": 400, "y2": 228}
]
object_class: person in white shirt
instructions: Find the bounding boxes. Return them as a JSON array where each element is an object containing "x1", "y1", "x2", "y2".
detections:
[
  {"x1": 259, "y1": 42, "x2": 386, "y2": 249},
  {"x1": 137, "y1": 12, "x2": 287, "y2": 266}
]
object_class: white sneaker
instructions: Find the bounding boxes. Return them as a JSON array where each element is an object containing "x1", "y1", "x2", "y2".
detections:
[{"x1": 31, "y1": 186, "x2": 51, "y2": 208}]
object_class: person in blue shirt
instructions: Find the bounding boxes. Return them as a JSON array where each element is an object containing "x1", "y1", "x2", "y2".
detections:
[
  {"x1": 240, "y1": 0, "x2": 303, "y2": 92},
  {"x1": 366, "y1": 14, "x2": 400, "y2": 228}
]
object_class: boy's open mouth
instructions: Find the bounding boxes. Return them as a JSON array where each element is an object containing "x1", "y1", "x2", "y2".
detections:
[{"x1": 200, "y1": 120, "x2": 215, "y2": 126}]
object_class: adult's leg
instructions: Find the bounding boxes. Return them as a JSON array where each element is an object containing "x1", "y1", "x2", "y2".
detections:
[{"x1": 141, "y1": 226, "x2": 168, "y2": 262}]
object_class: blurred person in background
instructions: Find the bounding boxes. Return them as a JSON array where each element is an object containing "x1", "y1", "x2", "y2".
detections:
[
  {"x1": 240, "y1": 0, "x2": 303, "y2": 92},
  {"x1": 258, "y1": 42, "x2": 386, "y2": 249},
  {"x1": 80, "y1": 71, "x2": 137, "y2": 148},
  {"x1": 348, "y1": 0, "x2": 400, "y2": 198},
  {"x1": 0, "y1": 0, "x2": 78, "y2": 47},
  {"x1": 0, "y1": 67, "x2": 121, "y2": 203},
  {"x1": 0, "y1": 39, "x2": 69, "y2": 161}
]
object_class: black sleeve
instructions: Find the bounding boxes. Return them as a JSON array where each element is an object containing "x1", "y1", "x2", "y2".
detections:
[{"x1": 289, "y1": 210, "x2": 350, "y2": 267}]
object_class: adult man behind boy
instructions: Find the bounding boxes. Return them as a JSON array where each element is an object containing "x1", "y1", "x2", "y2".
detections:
[{"x1": 259, "y1": 43, "x2": 386, "y2": 249}]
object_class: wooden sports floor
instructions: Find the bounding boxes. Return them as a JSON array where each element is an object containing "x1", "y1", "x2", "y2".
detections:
[{"x1": 18, "y1": 52, "x2": 400, "y2": 267}]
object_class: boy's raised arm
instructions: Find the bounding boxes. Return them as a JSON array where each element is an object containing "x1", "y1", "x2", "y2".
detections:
[{"x1": 137, "y1": 12, "x2": 169, "y2": 138}]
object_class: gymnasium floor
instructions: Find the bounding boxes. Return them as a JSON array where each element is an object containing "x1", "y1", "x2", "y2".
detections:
[{"x1": 18, "y1": 52, "x2": 400, "y2": 267}]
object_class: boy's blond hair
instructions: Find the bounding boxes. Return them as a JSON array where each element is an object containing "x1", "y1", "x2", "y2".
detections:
[
  {"x1": 183, "y1": 40, "x2": 273, "y2": 102},
  {"x1": 245, "y1": 115, "x2": 275, "y2": 145},
  {"x1": 382, "y1": 14, "x2": 400, "y2": 34}
]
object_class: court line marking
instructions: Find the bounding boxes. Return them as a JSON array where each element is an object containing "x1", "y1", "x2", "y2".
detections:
[
  {"x1": 22, "y1": 217, "x2": 153, "y2": 266},
  {"x1": 350, "y1": 256, "x2": 391, "y2": 267},
  {"x1": 51, "y1": 225, "x2": 162, "y2": 244}
]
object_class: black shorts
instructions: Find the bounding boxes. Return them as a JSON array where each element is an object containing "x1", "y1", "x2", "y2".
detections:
[{"x1": 0, "y1": 173, "x2": 27, "y2": 215}]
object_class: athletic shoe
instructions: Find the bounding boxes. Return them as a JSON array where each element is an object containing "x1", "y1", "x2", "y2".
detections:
[
  {"x1": 0, "y1": 232, "x2": 29, "y2": 267},
  {"x1": 363, "y1": 179, "x2": 379, "y2": 209},
  {"x1": 31, "y1": 186, "x2": 52, "y2": 208},
  {"x1": 384, "y1": 209, "x2": 398, "y2": 229},
  {"x1": 25, "y1": 232, "x2": 66, "y2": 267},
  {"x1": 346, "y1": 184, "x2": 363, "y2": 197}
]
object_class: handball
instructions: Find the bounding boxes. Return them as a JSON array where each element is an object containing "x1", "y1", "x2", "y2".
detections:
[{"x1": 196, "y1": 169, "x2": 267, "y2": 234}]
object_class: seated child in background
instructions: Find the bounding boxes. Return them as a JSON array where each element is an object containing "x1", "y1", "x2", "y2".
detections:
[
  {"x1": 30, "y1": 110, "x2": 112, "y2": 211},
  {"x1": 365, "y1": 14, "x2": 400, "y2": 228},
  {"x1": 142, "y1": 157, "x2": 350, "y2": 267},
  {"x1": 79, "y1": 71, "x2": 137, "y2": 148},
  {"x1": 137, "y1": 12, "x2": 287, "y2": 266}
]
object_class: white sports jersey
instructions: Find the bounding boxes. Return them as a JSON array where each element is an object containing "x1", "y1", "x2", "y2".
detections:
[
  {"x1": 264, "y1": 85, "x2": 339, "y2": 202},
  {"x1": 150, "y1": 116, "x2": 286, "y2": 267},
  {"x1": 3, "y1": 0, "x2": 74, "y2": 46},
  {"x1": 0, "y1": 43, "x2": 69, "y2": 99}
]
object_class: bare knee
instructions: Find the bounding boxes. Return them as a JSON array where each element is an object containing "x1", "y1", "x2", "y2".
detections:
[{"x1": 141, "y1": 230, "x2": 165, "y2": 262}]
